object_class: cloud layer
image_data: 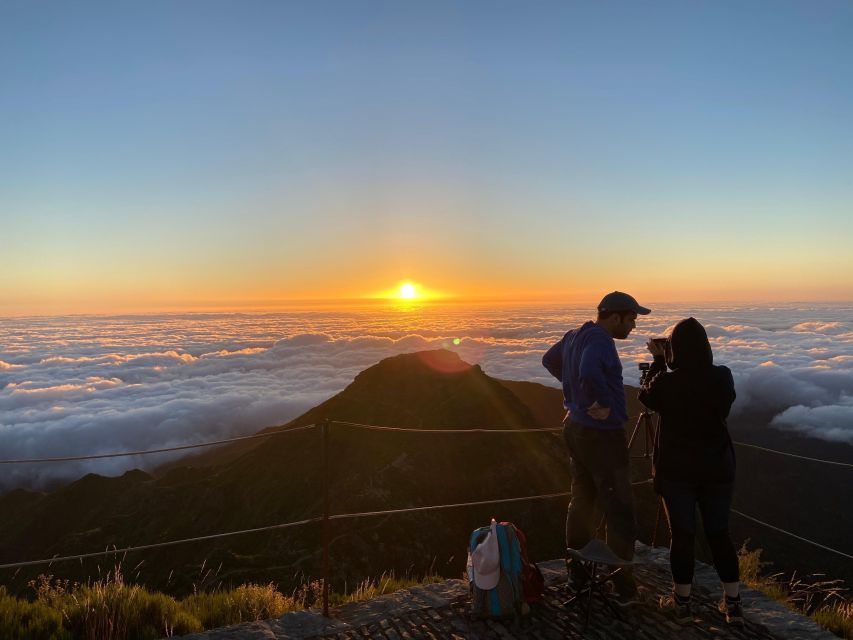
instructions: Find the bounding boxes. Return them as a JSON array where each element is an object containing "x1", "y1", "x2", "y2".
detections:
[{"x1": 1, "y1": 303, "x2": 851, "y2": 488}]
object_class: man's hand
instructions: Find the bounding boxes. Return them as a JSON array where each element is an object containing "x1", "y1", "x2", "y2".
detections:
[{"x1": 587, "y1": 401, "x2": 611, "y2": 421}]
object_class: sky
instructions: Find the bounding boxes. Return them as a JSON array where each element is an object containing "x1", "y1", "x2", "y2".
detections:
[
  {"x1": 1, "y1": 1, "x2": 852, "y2": 314},
  {"x1": 1, "y1": 303, "x2": 851, "y2": 489}
]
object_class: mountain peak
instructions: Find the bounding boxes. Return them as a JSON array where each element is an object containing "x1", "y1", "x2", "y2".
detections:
[
  {"x1": 356, "y1": 349, "x2": 477, "y2": 380},
  {"x1": 301, "y1": 349, "x2": 532, "y2": 430}
]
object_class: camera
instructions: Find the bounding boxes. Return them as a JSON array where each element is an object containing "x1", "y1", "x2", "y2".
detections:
[{"x1": 638, "y1": 361, "x2": 653, "y2": 385}]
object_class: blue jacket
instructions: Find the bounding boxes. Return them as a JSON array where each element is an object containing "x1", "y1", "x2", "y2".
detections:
[{"x1": 542, "y1": 321, "x2": 627, "y2": 429}]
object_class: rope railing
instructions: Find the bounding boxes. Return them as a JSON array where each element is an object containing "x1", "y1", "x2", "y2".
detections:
[
  {"x1": 732, "y1": 441, "x2": 853, "y2": 469},
  {"x1": 335, "y1": 421, "x2": 853, "y2": 469},
  {"x1": 0, "y1": 517, "x2": 325, "y2": 571},
  {"x1": 332, "y1": 420, "x2": 562, "y2": 434},
  {"x1": 0, "y1": 481, "x2": 654, "y2": 572},
  {"x1": 5, "y1": 475, "x2": 850, "y2": 572},
  {"x1": 0, "y1": 424, "x2": 317, "y2": 465},
  {"x1": 4, "y1": 415, "x2": 849, "y2": 469},
  {"x1": 731, "y1": 509, "x2": 853, "y2": 562},
  {"x1": 329, "y1": 492, "x2": 569, "y2": 520}
]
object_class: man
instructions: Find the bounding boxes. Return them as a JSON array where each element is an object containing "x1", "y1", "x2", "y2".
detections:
[{"x1": 542, "y1": 291, "x2": 651, "y2": 601}]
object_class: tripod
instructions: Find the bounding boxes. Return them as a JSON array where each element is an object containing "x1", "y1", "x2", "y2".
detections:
[
  {"x1": 627, "y1": 409, "x2": 668, "y2": 547},
  {"x1": 627, "y1": 409, "x2": 657, "y2": 460}
]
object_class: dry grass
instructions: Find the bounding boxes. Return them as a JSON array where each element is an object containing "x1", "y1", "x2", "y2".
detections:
[
  {"x1": 738, "y1": 543, "x2": 852, "y2": 639},
  {"x1": 29, "y1": 569, "x2": 201, "y2": 640},
  {"x1": 813, "y1": 601, "x2": 853, "y2": 640},
  {"x1": 333, "y1": 571, "x2": 443, "y2": 606},
  {"x1": 0, "y1": 566, "x2": 441, "y2": 639},
  {"x1": 183, "y1": 583, "x2": 298, "y2": 630}
]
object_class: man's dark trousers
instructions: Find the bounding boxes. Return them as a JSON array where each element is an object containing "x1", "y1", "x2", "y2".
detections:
[{"x1": 563, "y1": 418, "x2": 637, "y2": 593}]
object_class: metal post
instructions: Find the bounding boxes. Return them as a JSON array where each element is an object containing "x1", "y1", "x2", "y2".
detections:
[{"x1": 322, "y1": 418, "x2": 331, "y2": 617}]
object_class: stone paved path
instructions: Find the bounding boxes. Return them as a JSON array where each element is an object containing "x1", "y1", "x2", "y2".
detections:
[{"x1": 176, "y1": 544, "x2": 836, "y2": 639}]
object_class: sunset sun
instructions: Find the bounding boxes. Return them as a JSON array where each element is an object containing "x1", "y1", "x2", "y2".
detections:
[
  {"x1": 370, "y1": 281, "x2": 444, "y2": 302},
  {"x1": 399, "y1": 282, "x2": 417, "y2": 300}
]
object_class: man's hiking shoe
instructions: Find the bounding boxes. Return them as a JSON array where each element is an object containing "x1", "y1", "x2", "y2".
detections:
[
  {"x1": 719, "y1": 596, "x2": 744, "y2": 625},
  {"x1": 659, "y1": 594, "x2": 693, "y2": 623}
]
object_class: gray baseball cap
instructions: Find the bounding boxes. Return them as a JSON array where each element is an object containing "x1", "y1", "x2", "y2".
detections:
[{"x1": 597, "y1": 291, "x2": 651, "y2": 315}]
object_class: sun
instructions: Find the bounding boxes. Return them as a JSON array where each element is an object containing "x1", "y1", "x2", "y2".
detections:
[
  {"x1": 399, "y1": 282, "x2": 417, "y2": 300},
  {"x1": 371, "y1": 280, "x2": 442, "y2": 302}
]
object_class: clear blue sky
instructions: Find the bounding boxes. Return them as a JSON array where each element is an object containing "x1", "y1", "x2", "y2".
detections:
[{"x1": 2, "y1": 1, "x2": 852, "y2": 312}]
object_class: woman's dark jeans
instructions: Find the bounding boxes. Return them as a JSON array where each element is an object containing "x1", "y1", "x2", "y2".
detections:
[
  {"x1": 658, "y1": 477, "x2": 739, "y2": 584},
  {"x1": 563, "y1": 420, "x2": 637, "y2": 592}
]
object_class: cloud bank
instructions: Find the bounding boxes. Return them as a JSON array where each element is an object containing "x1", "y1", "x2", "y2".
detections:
[{"x1": 1, "y1": 303, "x2": 851, "y2": 488}]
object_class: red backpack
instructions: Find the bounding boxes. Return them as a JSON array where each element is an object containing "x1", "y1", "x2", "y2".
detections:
[{"x1": 503, "y1": 522, "x2": 545, "y2": 604}]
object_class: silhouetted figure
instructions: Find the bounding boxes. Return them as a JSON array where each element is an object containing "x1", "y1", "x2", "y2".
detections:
[
  {"x1": 639, "y1": 317, "x2": 743, "y2": 625},
  {"x1": 542, "y1": 291, "x2": 651, "y2": 603}
]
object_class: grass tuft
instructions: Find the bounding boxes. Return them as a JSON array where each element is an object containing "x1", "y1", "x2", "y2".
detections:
[
  {"x1": 738, "y1": 543, "x2": 852, "y2": 639},
  {"x1": 334, "y1": 571, "x2": 443, "y2": 605},
  {"x1": 183, "y1": 583, "x2": 297, "y2": 629}
]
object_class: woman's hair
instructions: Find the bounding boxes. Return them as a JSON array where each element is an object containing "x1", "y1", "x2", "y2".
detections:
[{"x1": 668, "y1": 317, "x2": 713, "y2": 369}]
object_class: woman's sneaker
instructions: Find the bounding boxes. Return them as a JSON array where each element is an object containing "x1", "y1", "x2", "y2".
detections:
[
  {"x1": 659, "y1": 593, "x2": 693, "y2": 624},
  {"x1": 719, "y1": 595, "x2": 744, "y2": 625}
]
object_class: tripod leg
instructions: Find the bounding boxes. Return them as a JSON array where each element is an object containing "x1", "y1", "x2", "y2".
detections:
[
  {"x1": 630, "y1": 412, "x2": 657, "y2": 459},
  {"x1": 643, "y1": 414, "x2": 651, "y2": 457},
  {"x1": 627, "y1": 416, "x2": 643, "y2": 453}
]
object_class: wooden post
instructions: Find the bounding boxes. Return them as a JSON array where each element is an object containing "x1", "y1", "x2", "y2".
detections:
[{"x1": 322, "y1": 418, "x2": 331, "y2": 617}]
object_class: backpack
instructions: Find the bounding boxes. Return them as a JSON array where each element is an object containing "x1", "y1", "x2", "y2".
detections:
[
  {"x1": 513, "y1": 525, "x2": 546, "y2": 604},
  {"x1": 468, "y1": 520, "x2": 543, "y2": 618}
]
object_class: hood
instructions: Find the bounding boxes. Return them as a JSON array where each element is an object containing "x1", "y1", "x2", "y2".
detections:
[{"x1": 668, "y1": 317, "x2": 713, "y2": 370}]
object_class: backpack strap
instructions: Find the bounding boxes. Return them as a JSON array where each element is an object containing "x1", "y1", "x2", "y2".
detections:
[
  {"x1": 509, "y1": 527, "x2": 522, "y2": 578},
  {"x1": 489, "y1": 585, "x2": 502, "y2": 616},
  {"x1": 496, "y1": 524, "x2": 522, "y2": 609},
  {"x1": 496, "y1": 524, "x2": 511, "y2": 574}
]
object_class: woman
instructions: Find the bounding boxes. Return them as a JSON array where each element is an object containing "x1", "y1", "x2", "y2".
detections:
[{"x1": 638, "y1": 317, "x2": 742, "y2": 625}]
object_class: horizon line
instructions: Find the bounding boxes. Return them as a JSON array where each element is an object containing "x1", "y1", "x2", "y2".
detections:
[{"x1": 2, "y1": 296, "x2": 853, "y2": 319}]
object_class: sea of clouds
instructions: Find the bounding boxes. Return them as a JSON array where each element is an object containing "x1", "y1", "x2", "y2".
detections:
[{"x1": 1, "y1": 303, "x2": 851, "y2": 489}]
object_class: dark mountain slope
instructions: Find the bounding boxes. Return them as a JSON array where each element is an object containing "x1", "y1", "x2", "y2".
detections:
[{"x1": 0, "y1": 351, "x2": 574, "y2": 595}]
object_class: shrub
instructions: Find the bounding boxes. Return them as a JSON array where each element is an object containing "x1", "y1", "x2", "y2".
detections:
[
  {"x1": 0, "y1": 586, "x2": 70, "y2": 640},
  {"x1": 32, "y1": 569, "x2": 201, "y2": 640},
  {"x1": 183, "y1": 583, "x2": 295, "y2": 629},
  {"x1": 737, "y1": 542, "x2": 769, "y2": 585}
]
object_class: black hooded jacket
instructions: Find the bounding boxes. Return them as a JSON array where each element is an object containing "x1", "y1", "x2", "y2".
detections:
[{"x1": 638, "y1": 317, "x2": 737, "y2": 486}]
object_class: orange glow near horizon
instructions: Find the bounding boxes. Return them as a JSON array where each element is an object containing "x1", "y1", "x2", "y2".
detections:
[{"x1": 3, "y1": 273, "x2": 853, "y2": 316}]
